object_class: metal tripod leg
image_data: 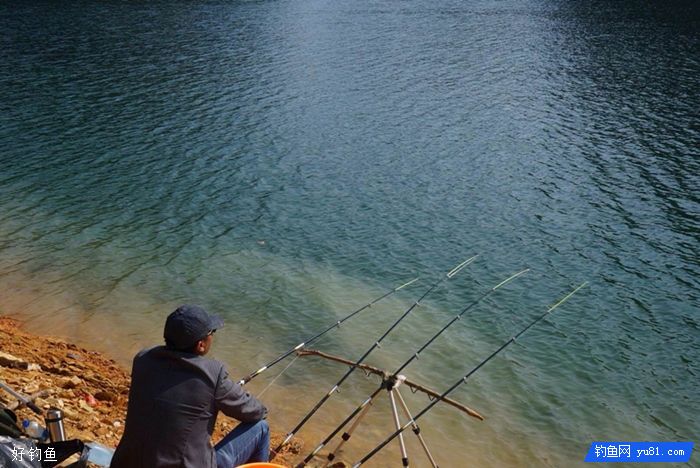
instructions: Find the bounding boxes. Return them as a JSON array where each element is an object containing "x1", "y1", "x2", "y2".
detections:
[
  {"x1": 325, "y1": 398, "x2": 375, "y2": 466},
  {"x1": 325, "y1": 375, "x2": 437, "y2": 468},
  {"x1": 389, "y1": 388, "x2": 410, "y2": 467},
  {"x1": 395, "y1": 388, "x2": 439, "y2": 468}
]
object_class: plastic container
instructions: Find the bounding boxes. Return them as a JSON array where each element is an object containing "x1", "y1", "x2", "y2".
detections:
[
  {"x1": 85, "y1": 442, "x2": 115, "y2": 467},
  {"x1": 237, "y1": 464, "x2": 287, "y2": 468},
  {"x1": 22, "y1": 419, "x2": 48, "y2": 441}
]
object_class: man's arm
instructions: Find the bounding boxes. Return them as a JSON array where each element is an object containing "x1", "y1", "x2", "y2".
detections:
[{"x1": 214, "y1": 366, "x2": 267, "y2": 422}]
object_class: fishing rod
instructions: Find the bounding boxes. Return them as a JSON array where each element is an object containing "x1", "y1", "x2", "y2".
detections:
[
  {"x1": 0, "y1": 380, "x2": 43, "y2": 415},
  {"x1": 299, "y1": 268, "x2": 530, "y2": 467},
  {"x1": 351, "y1": 282, "x2": 588, "y2": 467},
  {"x1": 238, "y1": 277, "x2": 420, "y2": 385},
  {"x1": 272, "y1": 256, "x2": 479, "y2": 455}
]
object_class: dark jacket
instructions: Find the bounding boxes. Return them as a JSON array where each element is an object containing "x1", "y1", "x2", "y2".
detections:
[{"x1": 110, "y1": 346, "x2": 266, "y2": 468}]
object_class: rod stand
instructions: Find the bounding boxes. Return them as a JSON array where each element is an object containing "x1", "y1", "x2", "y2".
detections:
[
  {"x1": 297, "y1": 349, "x2": 484, "y2": 420},
  {"x1": 382, "y1": 374, "x2": 406, "y2": 391}
]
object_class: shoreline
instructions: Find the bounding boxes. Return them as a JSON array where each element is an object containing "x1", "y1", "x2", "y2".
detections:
[
  {"x1": 0, "y1": 315, "x2": 306, "y2": 467},
  {"x1": 0, "y1": 280, "x2": 546, "y2": 468}
]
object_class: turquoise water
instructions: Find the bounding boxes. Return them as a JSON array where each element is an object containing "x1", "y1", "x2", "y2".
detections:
[{"x1": 1, "y1": 0, "x2": 698, "y2": 466}]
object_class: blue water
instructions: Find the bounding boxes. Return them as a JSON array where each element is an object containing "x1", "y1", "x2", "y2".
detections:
[{"x1": 1, "y1": 0, "x2": 698, "y2": 466}]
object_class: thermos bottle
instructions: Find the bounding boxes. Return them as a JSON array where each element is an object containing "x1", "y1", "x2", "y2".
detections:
[{"x1": 45, "y1": 408, "x2": 66, "y2": 442}]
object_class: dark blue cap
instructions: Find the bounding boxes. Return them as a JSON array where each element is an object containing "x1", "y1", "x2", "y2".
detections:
[{"x1": 164, "y1": 304, "x2": 224, "y2": 349}]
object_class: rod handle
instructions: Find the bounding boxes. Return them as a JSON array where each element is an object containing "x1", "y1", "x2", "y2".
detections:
[{"x1": 27, "y1": 401, "x2": 43, "y2": 415}]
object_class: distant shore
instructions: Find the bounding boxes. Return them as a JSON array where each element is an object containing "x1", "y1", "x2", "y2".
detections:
[{"x1": 0, "y1": 315, "x2": 306, "y2": 467}]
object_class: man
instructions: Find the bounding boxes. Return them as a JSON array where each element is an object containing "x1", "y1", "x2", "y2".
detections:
[{"x1": 111, "y1": 305, "x2": 269, "y2": 468}]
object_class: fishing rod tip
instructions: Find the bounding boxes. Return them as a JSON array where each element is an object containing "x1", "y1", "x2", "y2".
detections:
[{"x1": 396, "y1": 277, "x2": 420, "y2": 290}]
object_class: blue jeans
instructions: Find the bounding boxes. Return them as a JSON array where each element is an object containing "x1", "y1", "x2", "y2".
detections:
[{"x1": 215, "y1": 420, "x2": 270, "y2": 468}]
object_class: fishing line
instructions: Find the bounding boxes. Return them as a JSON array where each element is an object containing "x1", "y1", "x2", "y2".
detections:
[
  {"x1": 238, "y1": 277, "x2": 419, "y2": 385},
  {"x1": 258, "y1": 355, "x2": 300, "y2": 398},
  {"x1": 351, "y1": 282, "x2": 588, "y2": 467},
  {"x1": 272, "y1": 256, "x2": 478, "y2": 455}
]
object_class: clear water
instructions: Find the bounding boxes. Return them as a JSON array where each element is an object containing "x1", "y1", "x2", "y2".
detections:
[{"x1": 1, "y1": 0, "x2": 698, "y2": 466}]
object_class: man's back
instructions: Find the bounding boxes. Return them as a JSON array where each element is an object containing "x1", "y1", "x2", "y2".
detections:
[{"x1": 111, "y1": 346, "x2": 266, "y2": 468}]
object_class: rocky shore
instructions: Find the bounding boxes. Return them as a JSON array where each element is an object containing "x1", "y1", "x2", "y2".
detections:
[{"x1": 0, "y1": 316, "x2": 305, "y2": 466}]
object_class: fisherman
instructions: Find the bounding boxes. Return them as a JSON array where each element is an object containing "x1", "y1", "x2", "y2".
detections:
[{"x1": 111, "y1": 304, "x2": 269, "y2": 468}]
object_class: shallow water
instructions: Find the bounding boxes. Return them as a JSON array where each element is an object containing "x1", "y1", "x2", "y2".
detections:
[{"x1": 1, "y1": 0, "x2": 699, "y2": 466}]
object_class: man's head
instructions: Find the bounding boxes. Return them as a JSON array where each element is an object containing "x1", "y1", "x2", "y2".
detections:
[{"x1": 164, "y1": 304, "x2": 224, "y2": 355}]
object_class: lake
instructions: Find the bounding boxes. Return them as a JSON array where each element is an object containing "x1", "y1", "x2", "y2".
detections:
[{"x1": 1, "y1": 0, "x2": 698, "y2": 466}]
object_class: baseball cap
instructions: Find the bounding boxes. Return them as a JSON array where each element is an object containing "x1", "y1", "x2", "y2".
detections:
[{"x1": 164, "y1": 304, "x2": 224, "y2": 350}]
